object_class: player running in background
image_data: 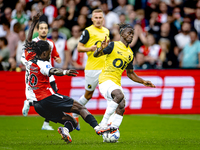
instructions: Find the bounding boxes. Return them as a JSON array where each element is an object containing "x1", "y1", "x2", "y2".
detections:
[
  {"x1": 73, "y1": 9, "x2": 110, "y2": 130},
  {"x1": 21, "y1": 12, "x2": 61, "y2": 130},
  {"x1": 24, "y1": 39, "x2": 117, "y2": 143},
  {"x1": 93, "y1": 23, "x2": 156, "y2": 129}
]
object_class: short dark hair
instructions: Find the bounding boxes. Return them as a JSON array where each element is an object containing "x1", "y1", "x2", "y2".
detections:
[
  {"x1": 190, "y1": 29, "x2": 198, "y2": 35},
  {"x1": 0, "y1": 37, "x2": 8, "y2": 45},
  {"x1": 24, "y1": 40, "x2": 50, "y2": 56},
  {"x1": 37, "y1": 21, "x2": 48, "y2": 29},
  {"x1": 2, "y1": 21, "x2": 10, "y2": 28},
  {"x1": 118, "y1": 23, "x2": 133, "y2": 34}
]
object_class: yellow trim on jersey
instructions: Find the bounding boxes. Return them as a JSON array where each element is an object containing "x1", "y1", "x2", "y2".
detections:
[
  {"x1": 84, "y1": 25, "x2": 109, "y2": 70},
  {"x1": 99, "y1": 41, "x2": 133, "y2": 86}
]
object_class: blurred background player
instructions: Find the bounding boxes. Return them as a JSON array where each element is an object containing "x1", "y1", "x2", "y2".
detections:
[
  {"x1": 24, "y1": 39, "x2": 117, "y2": 143},
  {"x1": 21, "y1": 12, "x2": 61, "y2": 130},
  {"x1": 94, "y1": 23, "x2": 155, "y2": 129},
  {"x1": 72, "y1": 9, "x2": 110, "y2": 130}
]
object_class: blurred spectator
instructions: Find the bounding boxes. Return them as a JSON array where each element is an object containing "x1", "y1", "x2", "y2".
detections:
[
  {"x1": 87, "y1": 0, "x2": 101, "y2": 10},
  {"x1": 13, "y1": 22, "x2": 21, "y2": 34},
  {"x1": 77, "y1": 14, "x2": 88, "y2": 31},
  {"x1": 145, "y1": 0, "x2": 160, "y2": 20},
  {"x1": 156, "y1": 22, "x2": 179, "y2": 68},
  {"x1": 12, "y1": 2, "x2": 29, "y2": 29},
  {"x1": 100, "y1": 2, "x2": 120, "y2": 30},
  {"x1": 134, "y1": 52, "x2": 150, "y2": 69},
  {"x1": 3, "y1": 7, "x2": 18, "y2": 32},
  {"x1": 183, "y1": 0, "x2": 197, "y2": 16},
  {"x1": 71, "y1": 47, "x2": 87, "y2": 69},
  {"x1": 2, "y1": 21, "x2": 19, "y2": 58},
  {"x1": 158, "y1": 38, "x2": 170, "y2": 64},
  {"x1": 48, "y1": 20, "x2": 66, "y2": 39},
  {"x1": 113, "y1": 0, "x2": 128, "y2": 16},
  {"x1": 43, "y1": 0, "x2": 57, "y2": 25},
  {"x1": 128, "y1": 10, "x2": 137, "y2": 27},
  {"x1": 172, "y1": 6, "x2": 183, "y2": 32},
  {"x1": 157, "y1": 1, "x2": 168, "y2": 23},
  {"x1": 0, "y1": 37, "x2": 10, "y2": 71},
  {"x1": 37, "y1": 0, "x2": 48, "y2": 23},
  {"x1": 167, "y1": 13, "x2": 178, "y2": 36},
  {"x1": 174, "y1": 22, "x2": 191, "y2": 52},
  {"x1": 130, "y1": 24, "x2": 146, "y2": 54},
  {"x1": 145, "y1": 11, "x2": 161, "y2": 39},
  {"x1": 79, "y1": 5, "x2": 92, "y2": 26},
  {"x1": 110, "y1": 24, "x2": 120, "y2": 41},
  {"x1": 16, "y1": 29, "x2": 25, "y2": 70},
  {"x1": 0, "y1": 0, "x2": 6, "y2": 17},
  {"x1": 67, "y1": 25, "x2": 81, "y2": 52},
  {"x1": 55, "y1": 16, "x2": 71, "y2": 39},
  {"x1": 50, "y1": 27, "x2": 70, "y2": 69},
  {"x1": 58, "y1": 5, "x2": 67, "y2": 20},
  {"x1": 193, "y1": 8, "x2": 200, "y2": 39},
  {"x1": 180, "y1": 30, "x2": 200, "y2": 68},
  {"x1": 165, "y1": 0, "x2": 182, "y2": 13},
  {"x1": 119, "y1": 13, "x2": 126, "y2": 23},
  {"x1": 135, "y1": 9, "x2": 148, "y2": 30},
  {"x1": 65, "y1": 0, "x2": 79, "y2": 29},
  {"x1": 138, "y1": 33, "x2": 162, "y2": 69}
]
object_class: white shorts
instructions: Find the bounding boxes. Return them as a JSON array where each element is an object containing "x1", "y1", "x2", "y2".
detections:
[
  {"x1": 99, "y1": 80, "x2": 124, "y2": 102},
  {"x1": 85, "y1": 70, "x2": 102, "y2": 91}
]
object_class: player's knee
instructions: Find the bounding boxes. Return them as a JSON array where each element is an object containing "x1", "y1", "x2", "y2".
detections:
[{"x1": 115, "y1": 94, "x2": 124, "y2": 104}]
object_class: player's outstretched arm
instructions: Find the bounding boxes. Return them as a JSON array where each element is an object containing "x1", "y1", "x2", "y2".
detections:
[
  {"x1": 49, "y1": 68, "x2": 78, "y2": 77},
  {"x1": 93, "y1": 36, "x2": 109, "y2": 57},
  {"x1": 126, "y1": 69, "x2": 156, "y2": 88},
  {"x1": 27, "y1": 12, "x2": 41, "y2": 42}
]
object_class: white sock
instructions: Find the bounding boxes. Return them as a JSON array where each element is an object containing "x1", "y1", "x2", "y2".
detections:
[
  {"x1": 111, "y1": 114, "x2": 123, "y2": 128},
  {"x1": 43, "y1": 121, "x2": 49, "y2": 126},
  {"x1": 73, "y1": 95, "x2": 89, "y2": 118},
  {"x1": 100, "y1": 101, "x2": 118, "y2": 126},
  {"x1": 107, "y1": 112, "x2": 115, "y2": 125},
  {"x1": 79, "y1": 95, "x2": 89, "y2": 105}
]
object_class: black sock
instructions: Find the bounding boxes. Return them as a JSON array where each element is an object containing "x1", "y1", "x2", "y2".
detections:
[
  {"x1": 50, "y1": 81, "x2": 58, "y2": 93},
  {"x1": 64, "y1": 121, "x2": 75, "y2": 132},
  {"x1": 84, "y1": 114, "x2": 98, "y2": 128}
]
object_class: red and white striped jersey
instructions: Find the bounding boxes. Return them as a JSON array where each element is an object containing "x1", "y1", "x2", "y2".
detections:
[
  {"x1": 139, "y1": 44, "x2": 162, "y2": 59},
  {"x1": 43, "y1": 4, "x2": 57, "y2": 24},
  {"x1": 54, "y1": 39, "x2": 68, "y2": 68},
  {"x1": 26, "y1": 58, "x2": 55, "y2": 101}
]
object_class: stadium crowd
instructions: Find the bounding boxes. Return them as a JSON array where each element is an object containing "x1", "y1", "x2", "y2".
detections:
[{"x1": 0, "y1": 0, "x2": 200, "y2": 71}]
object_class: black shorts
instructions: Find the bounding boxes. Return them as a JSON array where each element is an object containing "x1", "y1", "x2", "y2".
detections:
[{"x1": 33, "y1": 94, "x2": 74, "y2": 123}]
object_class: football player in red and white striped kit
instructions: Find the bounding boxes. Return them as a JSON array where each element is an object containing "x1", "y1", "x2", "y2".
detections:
[
  {"x1": 23, "y1": 39, "x2": 117, "y2": 143},
  {"x1": 22, "y1": 12, "x2": 61, "y2": 130}
]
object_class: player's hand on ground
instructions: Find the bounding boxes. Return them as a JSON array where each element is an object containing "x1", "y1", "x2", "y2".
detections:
[
  {"x1": 66, "y1": 69, "x2": 78, "y2": 77},
  {"x1": 143, "y1": 80, "x2": 156, "y2": 88},
  {"x1": 101, "y1": 36, "x2": 110, "y2": 49}
]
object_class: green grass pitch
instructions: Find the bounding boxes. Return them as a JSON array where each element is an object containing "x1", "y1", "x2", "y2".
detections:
[{"x1": 0, "y1": 115, "x2": 200, "y2": 150}]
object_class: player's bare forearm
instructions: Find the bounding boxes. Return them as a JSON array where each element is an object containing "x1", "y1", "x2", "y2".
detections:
[
  {"x1": 77, "y1": 42, "x2": 95, "y2": 52},
  {"x1": 93, "y1": 47, "x2": 104, "y2": 57},
  {"x1": 126, "y1": 69, "x2": 144, "y2": 84},
  {"x1": 27, "y1": 12, "x2": 40, "y2": 42},
  {"x1": 49, "y1": 68, "x2": 78, "y2": 76},
  {"x1": 127, "y1": 69, "x2": 156, "y2": 88}
]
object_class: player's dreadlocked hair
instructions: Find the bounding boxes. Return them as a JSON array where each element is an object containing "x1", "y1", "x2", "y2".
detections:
[
  {"x1": 118, "y1": 23, "x2": 133, "y2": 35},
  {"x1": 24, "y1": 40, "x2": 50, "y2": 56}
]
